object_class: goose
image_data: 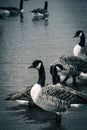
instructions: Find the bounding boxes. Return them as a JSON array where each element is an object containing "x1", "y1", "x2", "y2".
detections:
[
  {"x1": 52, "y1": 55, "x2": 87, "y2": 85},
  {"x1": 5, "y1": 60, "x2": 46, "y2": 106},
  {"x1": 28, "y1": 60, "x2": 87, "y2": 124},
  {"x1": 73, "y1": 30, "x2": 87, "y2": 60},
  {"x1": 0, "y1": 0, "x2": 24, "y2": 19},
  {"x1": 31, "y1": 1, "x2": 49, "y2": 20}
]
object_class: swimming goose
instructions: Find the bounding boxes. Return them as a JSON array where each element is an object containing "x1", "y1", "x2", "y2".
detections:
[
  {"x1": 73, "y1": 30, "x2": 87, "y2": 60},
  {"x1": 52, "y1": 55, "x2": 87, "y2": 85},
  {"x1": 5, "y1": 60, "x2": 46, "y2": 106},
  {"x1": 31, "y1": 1, "x2": 49, "y2": 20},
  {"x1": 28, "y1": 60, "x2": 87, "y2": 123},
  {"x1": 0, "y1": 0, "x2": 24, "y2": 19}
]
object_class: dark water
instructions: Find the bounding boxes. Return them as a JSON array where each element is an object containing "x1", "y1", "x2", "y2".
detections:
[{"x1": 0, "y1": 0, "x2": 87, "y2": 130}]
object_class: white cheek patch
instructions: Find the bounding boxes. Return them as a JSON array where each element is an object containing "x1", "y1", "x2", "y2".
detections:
[
  {"x1": 79, "y1": 32, "x2": 82, "y2": 37},
  {"x1": 56, "y1": 66, "x2": 61, "y2": 71},
  {"x1": 36, "y1": 63, "x2": 41, "y2": 69}
]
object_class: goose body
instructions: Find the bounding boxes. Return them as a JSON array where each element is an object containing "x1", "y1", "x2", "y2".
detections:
[
  {"x1": 28, "y1": 60, "x2": 87, "y2": 123},
  {"x1": 0, "y1": 0, "x2": 24, "y2": 19},
  {"x1": 59, "y1": 55, "x2": 87, "y2": 73},
  {"x1": 0, "y1": 9, "x2": 10, "y2": 19},
  {"x1": 73, "y1": 30, "x2": 87, "y2": 60},
  {"x1": 31, "y1": 1, "x2": 49, "y2": 20},
  {"x1": 52, "y1": 55, "x2": 87, "y2": 84}
]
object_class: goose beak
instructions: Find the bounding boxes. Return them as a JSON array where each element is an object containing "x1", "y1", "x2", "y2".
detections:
[
  {"x1": 72, "y1": 35, "x2": 77, "y2": 38},
  {"x1": 28, "y1": 65, "x2": 33, "y2": 69}
]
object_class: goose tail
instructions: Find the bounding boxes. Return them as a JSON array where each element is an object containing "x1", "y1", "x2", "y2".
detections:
[
  {"x1": 5, "y1": 92, "x2": 20, "y2": 101},
  {"x1": 5, "y1": 96, "x2": 11, "y2": 100}
]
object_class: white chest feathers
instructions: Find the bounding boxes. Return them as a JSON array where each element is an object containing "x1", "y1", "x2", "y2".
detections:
[
  {"x1": 73, "y1": 44, "x2": 81, "y2": 56},
  {"x1": 30, "y1": 83, "x2": 42, "y2": 104}
]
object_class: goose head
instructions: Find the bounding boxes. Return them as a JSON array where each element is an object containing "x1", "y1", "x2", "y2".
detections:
[
  {"x1": 73, "y1": 30, "x2": 84, "y2": 38},
  {"x1": 73, "y1": 30, "x2": 85, "y2": 48},
  {"x1": 28, "y1": 60, "x2": 46, "y2": 87},
  {"x1": 28, "y1": 60, "x2": 43, "y2": 70},
  {"x1": 50, "y1": 64, "x2": 66, "y2": 85}
]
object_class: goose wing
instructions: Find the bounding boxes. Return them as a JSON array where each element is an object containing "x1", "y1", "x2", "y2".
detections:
[
  {"x1": 43, "y1": 84, "x2": 87, "y2": 104},
  {"x1": 59, "y1": 56, "x2": 87, "y2": 73},
  {"x1": 5, "y1": 85, "x2": 33, "y2": 102},
  {"x1": 0, "y1": 7, "x2": 19, "y2": 11},
  {"x1": 81, "y1": 46, "x2": 87, "y2": 55},
  {"x1": 31, "y1": 8, "x2": 48, "y2": 14},
  {"x1": 31, "y1": 8, "x2": 42, "y2": 13}
]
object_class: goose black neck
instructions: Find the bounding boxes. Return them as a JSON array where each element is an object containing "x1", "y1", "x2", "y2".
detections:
[
  {"x1": 44, "y1": 1, "x2": 48, "y2": 10},
  {"x1": 51, "y1": 67, "x2": 60, "y2": 85},
  {"x1": 52, "y1": 75, "x2": 60, "y2": 85},
  {"x1": 20, "y1": 0, "x2": 23, "y2": 10},
  {"x1": 79, "y1": 33, "x2": 85, "y2": 47},
  {"x1": 37, "y1": 65, "x2": 46, "y2": 87}
]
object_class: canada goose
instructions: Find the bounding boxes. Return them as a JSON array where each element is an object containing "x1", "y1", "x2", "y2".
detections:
[
  {"x1": 0, "y1": 0, "x2": 24, "y2": 19},
  {"x1": 52, "y1": 55, "x2": 87, "y2": 85},
  {"x1": 73, "y1": 30, "x2": 87, "y2": 60},
  {"x1": 31, "y1": 1, "x2": 49, "y2": 20},
  {"x1": 28, "y1": 60, "x2": 87, "y2": 124},
  {"x1": 5, "y1": 60, "x2": 46, "y2": 106}
]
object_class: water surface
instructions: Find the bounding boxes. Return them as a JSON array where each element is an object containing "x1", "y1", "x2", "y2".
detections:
[{"x1": 0, "y1": 0, "x2": 87, "y2": 130}]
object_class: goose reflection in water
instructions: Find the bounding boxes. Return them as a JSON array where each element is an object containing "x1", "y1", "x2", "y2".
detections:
[{"x1": 6, "y1": 105, "x2": 66, "y2": 130}]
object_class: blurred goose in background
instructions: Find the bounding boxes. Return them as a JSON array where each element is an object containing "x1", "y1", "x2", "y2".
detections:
[
  {"x1": 0, "y1": 0, "x2": 24, "y2": 19},
  {"x1": 73, "y1": 30, "x2": 87, "y2": 60},
  {"x1": 52, "y1": 55, "x2": 87, "y2": 85},
  {"x1": 31, "y1": 1, "x2": 49, "y2": 20},
  {"x1": 27, "y1": 60, "x2": 87, "y2": 124}
]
